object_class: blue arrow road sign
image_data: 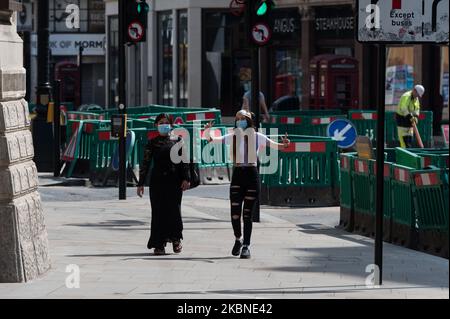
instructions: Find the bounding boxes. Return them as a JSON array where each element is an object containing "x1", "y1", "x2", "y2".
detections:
[{"x1": 327, "y1": 119, "x2": 357, "y2": 149}]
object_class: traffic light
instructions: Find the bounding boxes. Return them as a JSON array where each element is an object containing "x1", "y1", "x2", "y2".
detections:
[
  {"x1": 124, "y1": 0, "x2": 150, "y2": 44},
  {"x1": 248, "y1": 0, "x2": 275, "y2": 46}
]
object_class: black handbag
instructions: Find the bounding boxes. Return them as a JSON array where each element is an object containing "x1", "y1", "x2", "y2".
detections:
[{"x1": 188, "y1": 162, "x2": 201, "y2": 189}]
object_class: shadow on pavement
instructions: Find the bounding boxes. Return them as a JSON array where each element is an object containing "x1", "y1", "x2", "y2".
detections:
[
  {"x1": 254, "y1": 223, "x2": 449, "y2": 289},
  {"x1": 67, "y1": 252, "x2": 236, "y2": 263},
  {"x1": 140, "y1": 284, "x2": 432, "y2": 296}
]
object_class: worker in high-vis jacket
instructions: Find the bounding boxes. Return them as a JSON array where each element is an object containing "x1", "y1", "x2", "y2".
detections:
[{"x1": 395, "y1": 85, "x2": 425, "y2": 148}]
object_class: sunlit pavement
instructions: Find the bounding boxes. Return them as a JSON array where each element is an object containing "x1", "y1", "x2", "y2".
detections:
[{"x1": 0, "y1": 175, "x2": 448, "y2": 299}]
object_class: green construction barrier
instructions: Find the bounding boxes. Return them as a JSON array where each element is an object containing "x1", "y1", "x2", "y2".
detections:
[
  {"x1": 263, "y1": 114, "x2": 347, "y2": 137},
  {"x1": 260, "y1": 135, "x2": 339, "y2": 207},
  {"x1": 412, "y1": 167, "x2": 449, "y2": 257},
  {"x1": 396, "y1": 147, "x2": 449, "y2": 169},
  {"x1": 339, "y1": 152, "x2": 355, "y2": 231},
  {"x1": 351, "y1": 157, "x2": 393, "y2": 239}
]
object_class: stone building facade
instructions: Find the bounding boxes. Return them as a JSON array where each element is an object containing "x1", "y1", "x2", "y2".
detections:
[{"x1": 0, "y1": 3, "x2": 50, "y2": 282}]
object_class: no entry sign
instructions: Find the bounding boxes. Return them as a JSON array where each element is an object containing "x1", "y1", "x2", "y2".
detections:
[
  {"x1": 251, "y1": 23, "x2": 272, "y2": 46},
  {"x1": 127, "y1": 21, "x2": 144, "y2": 42},
  {"x1": 357, "y1": 0, "x2": 449, "y2": 43}
]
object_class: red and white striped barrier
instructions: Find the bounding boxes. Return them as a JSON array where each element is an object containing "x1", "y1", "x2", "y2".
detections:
[
  {"x1": 351, "y1": 113, "x2": 378, "y2": 120},
  {"x1": 283, "y1": 142, "x2": 326, "y2": 153},
  {"x1": 414, "y1": 172, "x2": 440, "y2": 186},
  {"x1": 311, "y1": 117, "x2": 337, "y2": 125},
  {"x1": 279, "y1": 117, "x2": 302, "y2": 124},
  {"x1": 354, "y1": 159, "x2": 369, "y2": 174},
  {"x1": 421, "y1": 156, "x2": 433, "y2": 168},
  {"x1": 373, "y1": 163, "x2": 391, "y2": 177},
  {"x1": 186, "y1": 112, "x2": 216, "y2": 121},
  {"x1": 340, "y1": 156, "x2": 350, "y2": 170},
  {"x1": 394, "y1": 167, "x2": 410, "y2": 183}
]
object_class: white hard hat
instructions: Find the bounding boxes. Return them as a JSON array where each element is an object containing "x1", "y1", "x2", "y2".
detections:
[{"x1": 414, "y1": 85, "x2": 425, "y2": 97}]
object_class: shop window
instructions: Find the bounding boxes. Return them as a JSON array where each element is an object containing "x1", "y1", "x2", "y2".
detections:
[
  {"x1": 202, "y1": 10, "x2": 245, "y2": 115},
  {"x1": 50, "y1": 0, "x2": 104, "y2": 33},
  {"x1": 441, "y1": 47, "x2": 449, "y2": 108},
  {"x1": 273, "y1": 48, "x2": 302, "y2": 102},
  {"x1": 178, "y1": 10, "x2": 188, "y2": 107},
  {"x1": 158, "y1": 11, "x2": 174, "y2": 106},
  {"x1": 385, "y1": 47, "x2": 415, "y2": 106}
]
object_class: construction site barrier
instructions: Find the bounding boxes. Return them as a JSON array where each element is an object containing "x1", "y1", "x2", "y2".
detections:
[
  {"x1": 339, "y1": 149, "x2": 449, "y2": 258},
  {"x1": 260, "y1": 135, "x2": 339, "y2": 207}
]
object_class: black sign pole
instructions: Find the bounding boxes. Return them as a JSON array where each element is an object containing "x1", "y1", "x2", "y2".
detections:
[
  {"x1": 53, "y1": 80, "x2": 61, "y2": 177},
  {"x1": 251, "y1": 44, "x2": 261, "y2": 223},
  {"x1": 118, "y1": 0, "x2": 127, "y2": 200},
  {"x1": 375, "y1": 43, "x2": 386, "y2": 285}
]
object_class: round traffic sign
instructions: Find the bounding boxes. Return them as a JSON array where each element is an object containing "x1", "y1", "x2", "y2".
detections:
[
  {"x1": 327, "y1": 119, "x2": 358, "y2": 149},
  {"x1": 251, "y1": 23, "x2": 272, "y2": 45},
  {"x1": 127, "y1": 20, "x2": 144, "y2": 41}
]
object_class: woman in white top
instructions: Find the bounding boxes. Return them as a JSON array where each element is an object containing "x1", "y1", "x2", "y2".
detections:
[{"x1": 204, "y1": 110, "x2": 290, "y2": 259}]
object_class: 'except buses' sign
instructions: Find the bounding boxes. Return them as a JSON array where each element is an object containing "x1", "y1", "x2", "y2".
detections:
[{"x1": 357, "y1": 0, "x2": 449, "y2": 43}]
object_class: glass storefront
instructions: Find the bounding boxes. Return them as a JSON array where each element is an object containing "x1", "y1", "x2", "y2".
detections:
[
  {"x1": 178, "y1": 11, "x2": 188, "y2": 107},
  {"x1": 158, "y1": 11, "x2": 174, "y2": 105},
  {"x1": 202, "y1": 10, "x2": 247, "y2": 115},
  {"x1": 442, "y1": 47, "x2": 449, "y2": 108},
  {"x1": 385, "y1": 47, "x2": 415, "y2": 106},
  {"x1": 273, "y1": 48, "x2": 302, "y2": 101},
  {"x1": 107, "y1": 15, "x2": 119, "y2": 108}
]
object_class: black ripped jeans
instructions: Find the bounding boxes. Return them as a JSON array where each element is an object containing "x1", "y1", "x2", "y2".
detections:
[{"x1": 230, "y1": 166, "x2": 260, "y2": 246}]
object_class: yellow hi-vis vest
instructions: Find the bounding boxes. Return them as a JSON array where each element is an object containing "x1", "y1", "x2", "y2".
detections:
[{"x1": 396, "y1": 90, "x2": 420, "y2": 117}]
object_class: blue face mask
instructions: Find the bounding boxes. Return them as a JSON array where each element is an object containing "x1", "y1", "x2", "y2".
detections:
[
  {"x1": 157, "y1": 124, "x2": 171, "y2": 135},
  {"x1": 236, "y1": 120, "x2": 248, "y2": 129}
]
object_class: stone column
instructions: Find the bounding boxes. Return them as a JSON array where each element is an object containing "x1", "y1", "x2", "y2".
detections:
[{"x1": 0, "y1": 5, "x2": 50, "y2": 283}]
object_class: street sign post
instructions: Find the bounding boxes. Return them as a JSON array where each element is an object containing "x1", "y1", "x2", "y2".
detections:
[
  {"x1": 327, "y1": 119, "x2": 358, "y2": 149},
  {"x1": 357, "y1": 0, "x2": 449, "y2": 43}
]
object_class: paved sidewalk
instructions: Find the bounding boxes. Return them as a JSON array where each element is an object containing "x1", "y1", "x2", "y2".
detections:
[{"x1": 0, "y1": 186, "x2": 448, "y2": 299}]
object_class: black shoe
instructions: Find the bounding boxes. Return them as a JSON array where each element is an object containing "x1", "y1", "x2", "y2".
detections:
[
  {"x1": 232, "y1": 239, "x2": 242, "y2": 256},
  {"x1": 240, "y1": 246, "x2": 251, "y2": 259}
]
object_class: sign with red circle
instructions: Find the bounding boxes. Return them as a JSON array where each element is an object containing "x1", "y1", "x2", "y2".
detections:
[
  {"x1": 251, "y1": 23, "x2": 272, "y2": 46},
  {"x1": 127, "y1": 20, "x2": 144, "y2": 42}
]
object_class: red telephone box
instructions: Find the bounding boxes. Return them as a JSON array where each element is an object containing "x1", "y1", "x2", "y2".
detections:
[
  {"x1": 309, "y1": 55, "x2": 359, "y2": 110},
  {"x1": 54, "y1": 61, "x2": 81, "y2": 107}
]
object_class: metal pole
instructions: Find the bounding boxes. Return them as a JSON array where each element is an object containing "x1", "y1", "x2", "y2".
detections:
[
  {"x1": 118, "y1": 0, "x2": 127, "y2": 200},
  {"x1": 251, "y1": 42, "x2": 261, "y2": 223},
  {"x1": 375, "y1": 43, "x2": 386, "y2": 285},
  {"x1": 53, "y1": 80, "x2": 61, "y2": 177},
  {"x1": 35, "y1": 0, "x2": 52, "y2": 116}
]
